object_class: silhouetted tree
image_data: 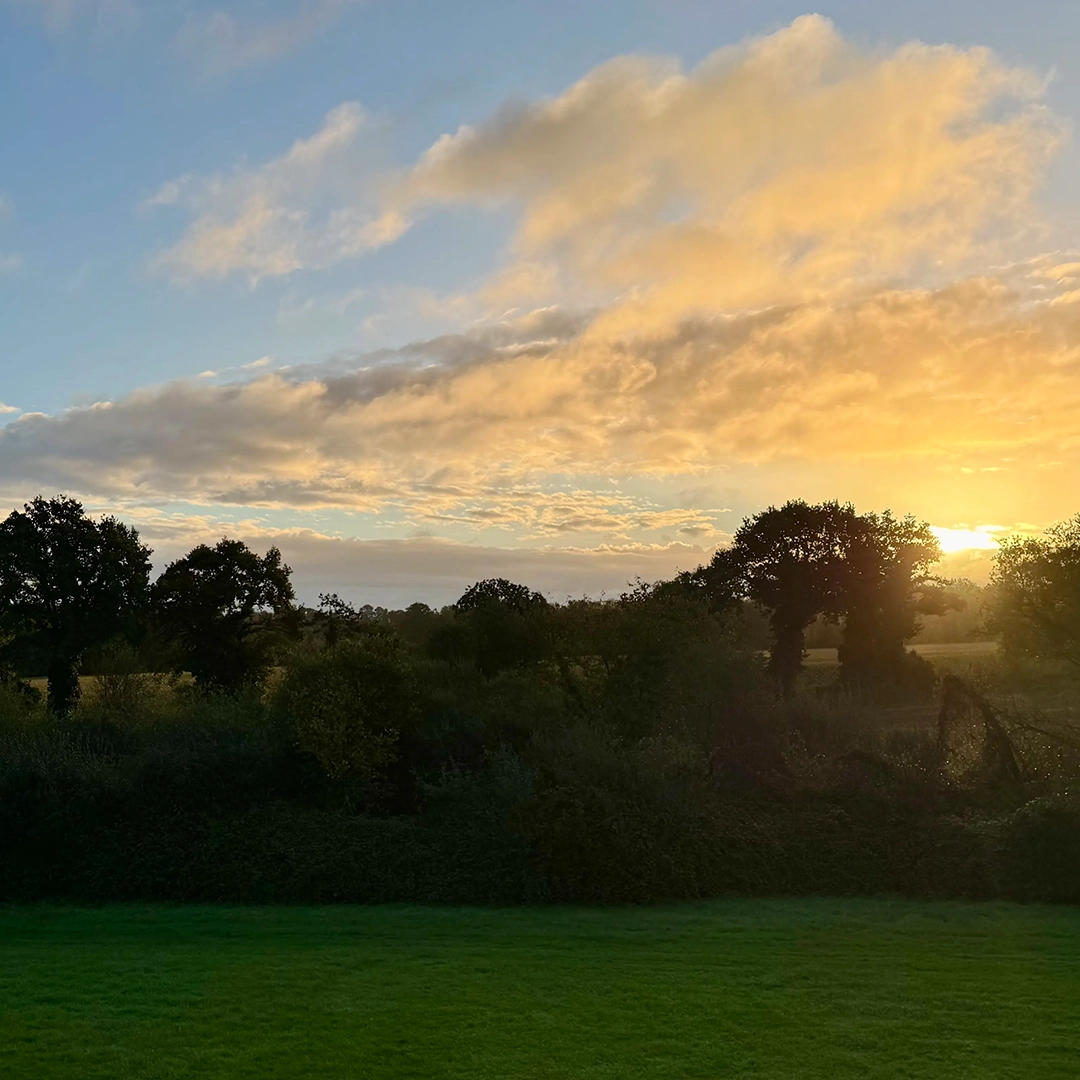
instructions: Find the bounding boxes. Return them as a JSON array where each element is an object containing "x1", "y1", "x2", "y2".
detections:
[
  {"x1": 0, "y1": 495, "x2": 151, "y2": 715},
  {"x1": 312, "y1": 592, "x2": 393, "y2": 648},
  {"x1": 838, "y1": 511, "x2": 946, "y2": 691},
  {"x1": 430, "y1": 578, "x2": 549, "y2": 677},
  {"x1": 391, "y1": 602, "x2": 441, "y2": 649},
  {"x1": 153, "y1": 538, "x2": 294, "y2": 692},
  {"x1": 455, "y1": 578, "x2": 547, "y2": 615},
  {"x1": 988, "y1": 517, "x2": 1080, "y2": 671},
  {"x1": 567, "y1": 578, "x2": 754, "y2": 742},
  {"x1": 717, "y1": 501, "x2": 854, "y2": 694}
]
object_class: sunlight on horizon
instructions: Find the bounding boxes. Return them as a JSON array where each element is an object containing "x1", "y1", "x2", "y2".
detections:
[{"x1": 930, "y1": 526, "x2": 1005, "y2": 554}]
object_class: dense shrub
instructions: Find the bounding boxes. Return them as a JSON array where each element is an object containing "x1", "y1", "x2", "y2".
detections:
[
  {"x1": 519, "y1": 728, "x2": 720, "y2": 902},
  {"x1": 2, "y1": 584, "x2": 1079, "y2": 906},
  {"x1": 992, "y1": 796, "x2": 1080, "y2": 903},
  {"x1": 276, "y1": 638, "x2": 418, "y2": 785}
]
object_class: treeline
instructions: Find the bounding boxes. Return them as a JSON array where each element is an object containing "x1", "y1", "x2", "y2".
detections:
[
  {"x1": 1, "y1": 495, "x2": 1079, "y2": 905},
  {"x1": 0, "y1": 496, "x2": 965, "y2": 708}
]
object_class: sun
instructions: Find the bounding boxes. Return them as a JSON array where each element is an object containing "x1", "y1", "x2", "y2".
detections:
[{"x1": 929, "y1": 526, "x2": 1004, "y2": 554}]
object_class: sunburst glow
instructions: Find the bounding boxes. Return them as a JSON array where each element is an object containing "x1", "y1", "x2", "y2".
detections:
[{"x1": 930, "y1": 526, "x2": 1004, "y2": 554}]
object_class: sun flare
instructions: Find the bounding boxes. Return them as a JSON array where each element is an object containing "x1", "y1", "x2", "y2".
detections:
[{"x1": 930, "y1": 526, "x2": 1004, "y2": 554}]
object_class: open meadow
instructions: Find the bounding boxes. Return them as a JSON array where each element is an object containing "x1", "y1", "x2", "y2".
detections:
[
  {"x1": 1, "y1": 900, "x2": 1078, "y2": 1080},
  {"x1": 803, "y1": 641, "x2": 1000, "y2": 667}
]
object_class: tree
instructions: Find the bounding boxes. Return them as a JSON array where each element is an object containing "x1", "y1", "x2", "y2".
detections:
[
  {"x1": 838, "y1": 511, "x2": 946, "y2": 691},
  {"x1": 152, "y1": 538, "x2": 294, "y2": 692},
  {"x1": 312, "y1": 592, "x2": 392, "y2": 648},
  {"x1": 429, "y1": 578, "x2": 550, "y2": 677},
  {"x1": 716, "y1": 501, "x2": 854, "y2": 694},
  {"x1": 455, "y1": 578, "x2": 547, "y2": 615},
  {"x1": 0, "y1": 495, "x2": 151, "y2": 715},
  {"x1": 563, "y1": 578, "x2": 755, "y2": 743},
  {"x1": 988, "y1": 517, "x2": 1080, "y2": 671}
]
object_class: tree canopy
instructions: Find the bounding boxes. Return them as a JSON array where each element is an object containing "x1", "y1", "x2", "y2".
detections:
[
  {"x1": 989, "y1": 517, "x2": 1080, "y2": 671},
  {"x1": 0, "y1": 496, "x2": 151, "y2": 714},
  {"x1": 713, "y1": 500, "x2": 949, "y2": 693},
  {"x1": 839, "y1": 511, "x2": 947, "y2": 690},
  {"x1": 152, "y1": 538, "x2": 294, "y2": 692},
  {"x1": 430, "y1": 578, "x2": 551, "y2": 677},
  {"x1": 714, "y1": 501, "x2": 855, "y2": 693}
]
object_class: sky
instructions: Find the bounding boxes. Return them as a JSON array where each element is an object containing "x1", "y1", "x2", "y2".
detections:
[{"x1": 2, "y1": 1, "x2": 1080, "y2": 605}]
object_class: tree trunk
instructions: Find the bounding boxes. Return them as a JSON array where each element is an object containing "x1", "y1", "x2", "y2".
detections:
[
  {"x1": 768, "y1": 619, "x2": 805, "y2": 697},
  {"x1": 47, "y1": 653, "x2": 80, "y2": 717}
]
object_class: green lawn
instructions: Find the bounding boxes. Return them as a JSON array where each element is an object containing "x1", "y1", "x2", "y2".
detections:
[{"x1": 1, "y1": 900, "x2": 1077, "y2": 1079}]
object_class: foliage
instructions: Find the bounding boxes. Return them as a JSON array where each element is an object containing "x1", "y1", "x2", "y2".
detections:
[
  {"x1": 550, "y1": 580, "x2": 763, "y2": 743},
  {"x1": 4, "y1": 493, "x2": 1080, "y2": 908},
  {"x1": 0, "y1": 496, "x2": 151, "y2": 715},
  {"x1": 520, "y1": 725, "x2": 722, "y2": 902},
  {"x1": 276, "y1": 638, "x2": 419, "y2": 792},
  {"x1": 993, "y1": 795, "x2": 1080, "y2": 902},
  {"x1": 988, "y1": 516, "x2": 1080, "y2": 672},
  {"x1": 427, "y1": 577, "x2": 551, "y2": 677},
  {"x1": 714, "y1": 500, "x2": 953, "y2": 697},
  {"x1": 152, "y1": 538, "x2": 294, "y2": 692},
  {"x1": 308, "y1": 591, "x2": 393, "y2": 647},
  {"x1": 838, "y1": 511, "x2": 947, "y2": 693},
  {"x1": 715, "y1": 501, "x2": 855, "y2": 693},
  {"x1": 912, "y1": 579, "x2": 987, "y2": 643}
]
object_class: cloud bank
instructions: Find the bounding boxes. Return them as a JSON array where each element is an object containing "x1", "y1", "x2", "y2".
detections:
[{"x1": 127, "y1": 508, "x2": 711, "y2": 606}]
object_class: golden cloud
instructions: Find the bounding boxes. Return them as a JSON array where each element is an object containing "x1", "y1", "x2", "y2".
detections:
[{"x1": 404, "y1": 14, "x2": 1061, "y2": 321}]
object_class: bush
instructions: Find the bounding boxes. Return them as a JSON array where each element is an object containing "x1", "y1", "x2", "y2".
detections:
[
  {"x1": 0, "y1": 675, "x2": 43, "y2": 728},
  {"x1": 993, "y1": 796, "x2": 1080, "y2": 903},
  {"x1": 1, "y1": 580, "x2": 1077, "y2": 907},
  {"x1": 519, "y1": 727, "x2": 723, "y2": 903},
  {"x1": 276, "y1": 640, "x2": 419, "y2": 784}
]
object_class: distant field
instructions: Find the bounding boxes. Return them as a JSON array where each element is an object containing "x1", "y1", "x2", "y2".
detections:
[
  {"x1": 1, "y1": 900, "x2": 1077, "y2": 1079},
  {"x1": 804, "y1": 640, "x2": 998, "y2": 666},
  {"x1": 25, "y1": 672, "x2": 192, "y2": 695},
  {"x1": 21, "y1": 644, "x2": 998, "y2": 693}
]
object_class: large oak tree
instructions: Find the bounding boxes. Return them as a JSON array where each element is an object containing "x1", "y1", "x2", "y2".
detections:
[
  {"x1": 152, "y1": 538, "x2": 294, "y2": 692},
  {"x1": 0, "y1": 496, "x2": 152, "y2": 715}
]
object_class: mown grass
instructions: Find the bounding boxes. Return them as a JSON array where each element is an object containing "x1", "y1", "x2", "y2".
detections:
[{"x1": 1, "y1": 900, "x2": 1077, "y2": 1079}]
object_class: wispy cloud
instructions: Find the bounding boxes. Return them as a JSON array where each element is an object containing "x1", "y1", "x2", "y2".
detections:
[
  {"x1": 176, "y1": 0, "x2": 367, "y2": 78},
  {"x1": 1, "y1": 270, "x2": 1079, "y2": 530},
  {"x1": 146, "y1": 102, "x2": 406, "y2": 283}
]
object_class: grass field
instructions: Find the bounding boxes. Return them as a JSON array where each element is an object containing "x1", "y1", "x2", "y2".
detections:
[
  {"x1": 1, "y1": 900, "x2": 1077, "y2": 1079},
  {"x1": 803, "y1": 641, "x2": 999, "y2": 666}
]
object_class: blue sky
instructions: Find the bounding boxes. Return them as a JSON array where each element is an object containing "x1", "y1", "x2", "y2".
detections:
[{"x1": 2, "y1": 1, "x2": 1080, "y2": 602}]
